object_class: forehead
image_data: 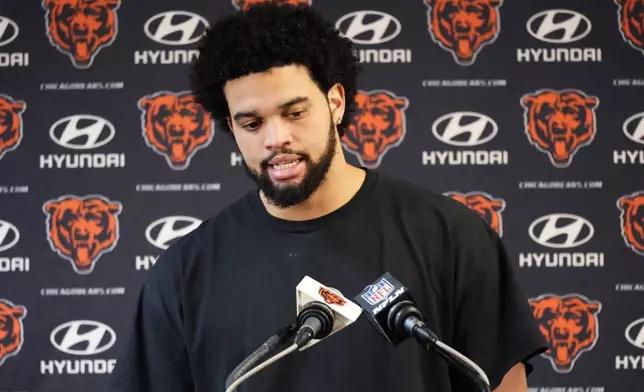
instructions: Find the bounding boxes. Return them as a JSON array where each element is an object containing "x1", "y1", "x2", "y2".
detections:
[{"x1": 223, "y1": 65, "x2": 321, "y2": 113}]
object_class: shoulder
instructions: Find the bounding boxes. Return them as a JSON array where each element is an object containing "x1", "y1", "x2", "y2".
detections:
[
  {"x1": 144, "y1": 191, "x2": 255, "y2": 281},
  {"x1": 371, "y1": 170, "x2": 491, "y2": 239}
]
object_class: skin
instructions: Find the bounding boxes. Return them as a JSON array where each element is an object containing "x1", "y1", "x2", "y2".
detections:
[
  {"x1": 495, "y1": 363, "x2": 527, "y2": 392},
  {"x1": 223, "y1": 64, "x2": 529, "y2": 391}
]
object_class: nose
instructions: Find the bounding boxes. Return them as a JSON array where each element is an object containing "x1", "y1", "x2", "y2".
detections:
[
  {"x1": 73, "y1": 225, "x2": 89, "y2": 240},
  {"x1": 167, "y1": 117, "x2": 186, "y2": 136},
  {"x1": 264, "y1": 121, "x2": 292, "y2": 150},
  {"x1": 553, "y1": 326, "x2": 568, "y2": 340},
  {"x1": 454, "y1": 14, "x2": 471, "y2": 34},
  {"x1": 549, "y1": 113, "x2": 567, "y2": 135},
  {"x1": 71, "y1": 16, "x2": 89, "y2": 34}
]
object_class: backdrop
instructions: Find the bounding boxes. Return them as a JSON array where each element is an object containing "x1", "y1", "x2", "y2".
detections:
[{"x1": 1, "y1": 0, "x2": 643, "y2": 391}]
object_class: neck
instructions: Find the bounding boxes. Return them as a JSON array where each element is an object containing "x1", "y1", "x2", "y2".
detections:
[{"x1": 259, "y1": 159, "x2": 366, "y2": 221}]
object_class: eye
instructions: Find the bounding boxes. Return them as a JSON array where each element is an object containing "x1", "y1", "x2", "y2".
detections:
[
  {"x1": 86, "y1": 212, "x2": 101, "y2": 221},
  {"x1": 288, "y1": 109, "x2": 306, "y2": 119},
  {"x1": 542, "y1": 308, "x2": 556, "y2": 323},
  {"x1": 466, "y1": 5, "x2": 484, "y2": 15},
  {"x1": 242, "y1": 120, "x2": 261, "y2": 131}
]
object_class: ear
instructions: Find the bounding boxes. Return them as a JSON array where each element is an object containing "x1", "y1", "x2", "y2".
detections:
[
  {"x1": 105, "y1": 0, "x2": 120, "y2": 9},
  {"x1": 44, "y1": 201, "x2": 58, "y2": 214},
  {"x1": 522, "y1": 95, "x2": 536, "y2": 109},
  {"x1": 10, "y1": 101, "x2": 25, "y2": 114},
  {"x1": 394, "y1": 97, "x2": 409, "y2": 110},
  {"x1": 528, "y1": 300, "x2": 539, "y2": 316},
  {"x1": 584, "y1": 96, "x2": 599, "y2": 109},
  {"x1": 327, "y1": 83, "x2": 346, "y2": 124},
  {"x1": 586, "y1": 302, "x2": 601, "y2": 314},
  {"x1": 12, "y1": 306, "x2": 25, "y2": 318},
  {"x1": 138, "y1": 98, "x2": 151, "y2": 111},
  {"x1": 491, "y1": 200, "x2": 504, "y2": 211},
  {"x1": 226, "y1": 117, "x2": 234, "y2": 132},
  {"x1": 107, "y1": 202, "x2": 122, "y2": 214},
  {"x1": 619, "y1": 196, "x2": 632, "y2": 210},
  {"x1": 43, "y1": 0, "x2": 58, "y2": 9}
]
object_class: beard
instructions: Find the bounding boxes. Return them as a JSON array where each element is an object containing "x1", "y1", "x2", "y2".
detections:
[{"x1": 241, "y1": 111, "x2": 337, "y2": 209}]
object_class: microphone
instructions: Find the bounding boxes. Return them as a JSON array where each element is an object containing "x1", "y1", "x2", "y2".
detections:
[
  {"x1": 224, "y1": 276, "x2": 362, "y2": 392},
  {"x1": 294, "y1": 275, "x2": 362, "y2": 350},
  {"x1": 353, "y1": 272, "x2": 491, "y2": 392}
]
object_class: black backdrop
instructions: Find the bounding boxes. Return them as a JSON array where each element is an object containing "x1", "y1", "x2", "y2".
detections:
[{"x1": 1, "y1": 0, "x2": 643, "y2": 391}]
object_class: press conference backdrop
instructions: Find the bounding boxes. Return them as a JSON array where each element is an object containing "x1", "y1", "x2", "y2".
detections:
[{"x1": 1, "y1": 0, "x2": 643, "y2": 390}]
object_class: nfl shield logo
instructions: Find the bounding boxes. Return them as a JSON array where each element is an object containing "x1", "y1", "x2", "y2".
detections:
[{"x1": 361, "y1": 278, "x2": 394, "y2": 305}]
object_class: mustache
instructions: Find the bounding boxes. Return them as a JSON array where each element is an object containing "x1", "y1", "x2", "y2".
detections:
[{"x1": 260, "y1": 148, "x2": 311, "y2": 170}]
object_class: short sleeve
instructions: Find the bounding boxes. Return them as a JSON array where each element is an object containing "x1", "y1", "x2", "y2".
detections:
[
  {"x1": 106, "y1": 244, "x2": 194, "y2": 392},
  {"x1": 449, "y1": 211, "x2": 547, "y2": 391}
]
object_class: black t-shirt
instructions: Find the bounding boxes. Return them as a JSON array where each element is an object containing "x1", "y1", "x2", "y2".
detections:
[{"x1": 107, "y1": 168, "x2": 547, "y2": 392}]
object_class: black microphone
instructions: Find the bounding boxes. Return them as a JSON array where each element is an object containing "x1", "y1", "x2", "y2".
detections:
[
  {"x1": 354, "y1": 272, "x2": 491, "y2": 392},
  {"x1": 293, "y1": 301, "x2": 335, "y2": 348},
  {"x1": 225, "y1": 302, "x2": 335, "y2": 389},
  {"x1": 224, "y1": 276, "x2": 362, "y2": 392}
]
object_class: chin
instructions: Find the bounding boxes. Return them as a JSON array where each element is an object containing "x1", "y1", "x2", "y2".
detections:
[{"x1": 273, "y1": 177, "x2": 304, "y2": 185}]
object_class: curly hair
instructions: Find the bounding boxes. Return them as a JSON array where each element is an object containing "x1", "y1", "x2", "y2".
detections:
[{"x1": 189, "y1": 2, "x2": 361, "y2": 138}]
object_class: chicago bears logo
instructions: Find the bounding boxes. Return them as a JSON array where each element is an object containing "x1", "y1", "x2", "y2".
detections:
[
  {"x1": 43, "y1": 194, "x2": 122, "y2": 275},
  {"x1": 318, "y1": 288, "x2": 346, "y2": 306},
  {"x1": 444, "y1": 191, "x2": 505, "y2": 236},
  {"x1": 138, "y1": 91, "x2": 215, "y2": 171},
  {"x1": 424, "y1": 0, "x2": 502, "y2": 66},
  {"x1": 521, "y1": 89, "x2": 599, "y2": 168},
  {"x1": 42, "y1": 0, "x2": 120, "y2": 69},
  {"x1": 529, "y1": 293, "x2": 601, "y2": 373},
  {"x1": 0, "y1": 299, "x2": 26, "y2": 367},
  {"x1": 617, "y1": 191, "x2": 644, "y2": 256},
  {"x1": 341, "y1": 90, "x2": 409, "y2": 168},
  {"x1": 616, "y1": 0, "x2": 644, "y2": 56},
  {"x1": 0, "y1": 94, "x2": 26, "y2": 161},
  {"x1": 232, "y1": 0, "x2": 311, "y2": 11}
]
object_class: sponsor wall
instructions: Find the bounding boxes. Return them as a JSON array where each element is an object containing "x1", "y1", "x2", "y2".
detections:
[{"x1": 0, "y1": 0, "x2": 643, "y2": 391}]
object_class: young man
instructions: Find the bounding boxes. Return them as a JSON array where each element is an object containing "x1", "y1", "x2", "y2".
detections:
[{"x1": 108, "y1": 3, "x2": 547, "y2": 392}]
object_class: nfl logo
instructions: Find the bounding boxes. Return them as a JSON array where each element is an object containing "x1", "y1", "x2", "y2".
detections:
[{"x1": 361, "y1": 278, "x2": 394, "y2": 305}]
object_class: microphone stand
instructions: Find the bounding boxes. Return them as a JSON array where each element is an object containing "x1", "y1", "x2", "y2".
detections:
[
  {"x1": 394, "y1": 301, "x2": 491, "y2": 392},
  {"x1": 224, "y1": 324, "x2": 297, "y2": 389},
  {"x1": 413, "y1": 325, "x2": 491, "y2": 392},
  {"x1": 224, "y1": 302, "x2": 335, "y2": 392}
]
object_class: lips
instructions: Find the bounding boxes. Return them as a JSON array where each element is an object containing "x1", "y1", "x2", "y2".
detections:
[
  {"x1": 270, "y1": 159, "x2": 300, "y2": 170},
  {"x1": 266, "y1": 155, "x2": 305, "y2": 181},
  {"x1": 268, "y1": 154, "x2": 302, "y2": 166}
]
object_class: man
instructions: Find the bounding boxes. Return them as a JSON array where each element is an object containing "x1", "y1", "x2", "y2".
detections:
[{"x1": 108, "y1": 3, "x2": 547, "y2": 392}]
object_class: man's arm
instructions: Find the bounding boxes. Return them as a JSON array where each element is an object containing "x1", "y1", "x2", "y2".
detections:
[
  {"x1": 107, "y1": 238, "x2": 194, "y2": 392},
  {"x1": 494, "y1": 363, "x2": 527, "y2": 392},
  {"x1": 445, "y1": 200, "x2": 547, "y2": 392}
]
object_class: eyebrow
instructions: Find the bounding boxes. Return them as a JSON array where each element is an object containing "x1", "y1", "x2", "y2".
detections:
[{"x1": 232, "y1": 96, "x2": 310, "y2": 121}]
